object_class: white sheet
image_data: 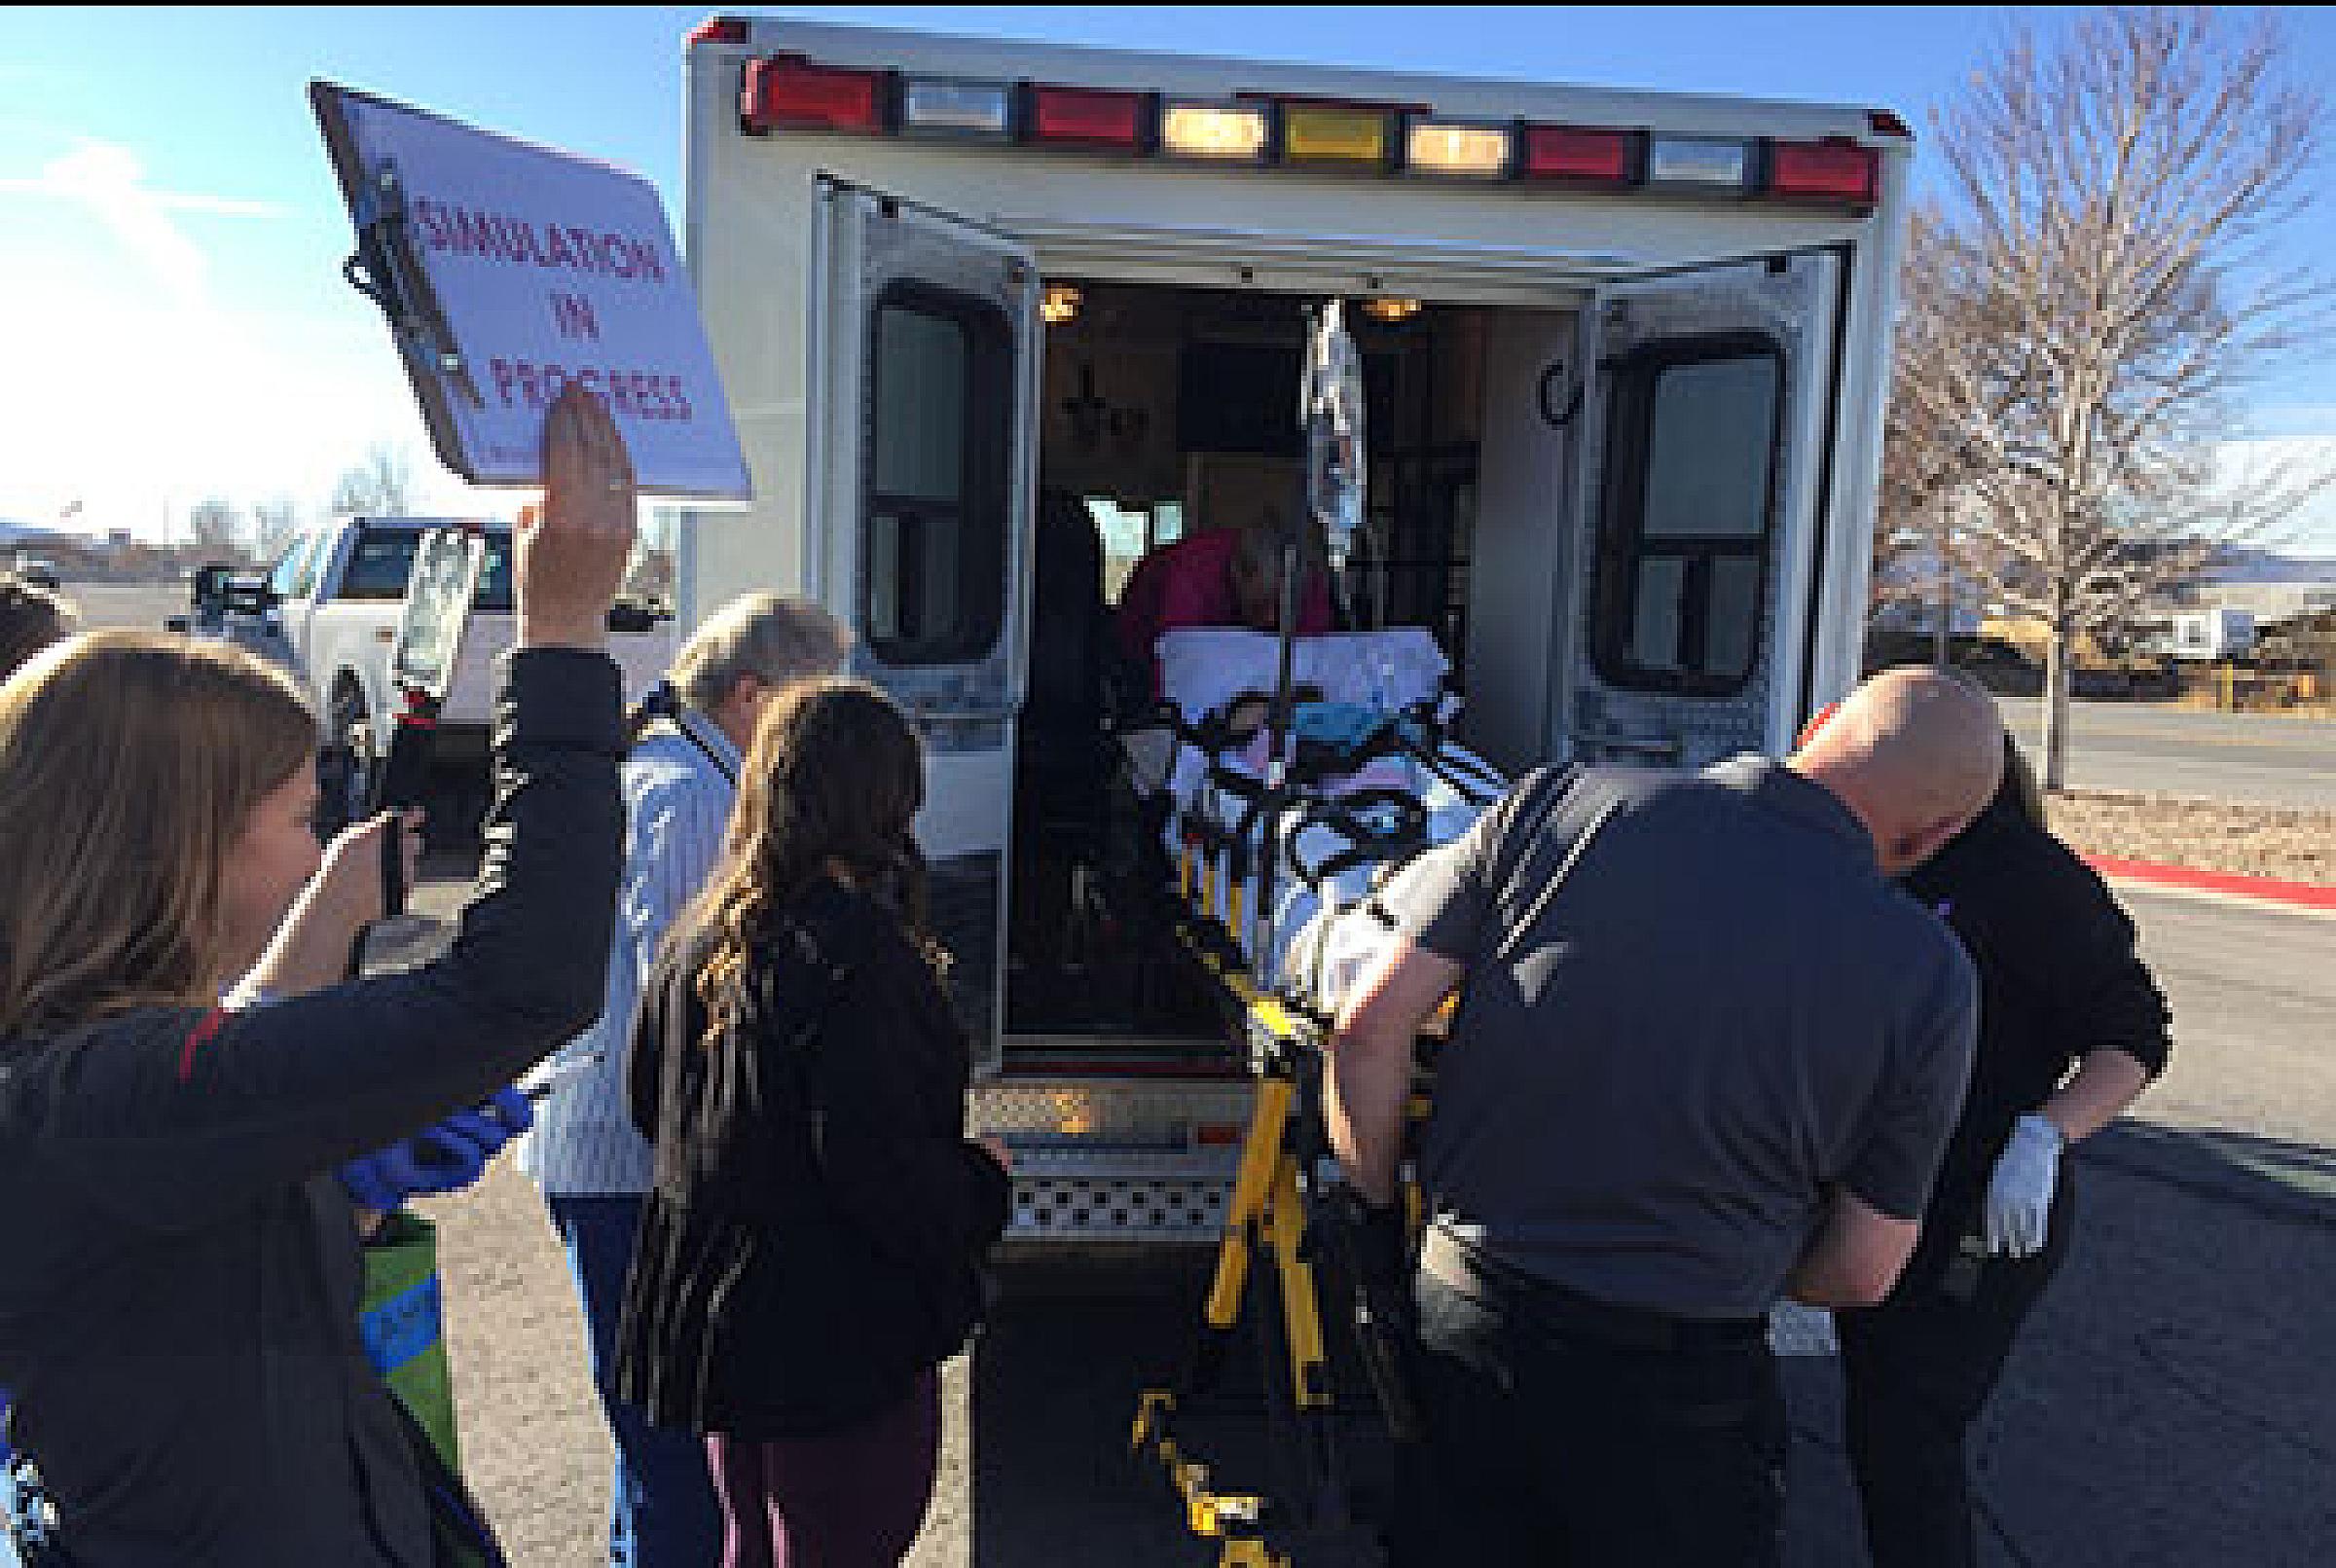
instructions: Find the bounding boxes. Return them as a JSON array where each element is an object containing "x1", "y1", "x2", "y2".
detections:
[{"x1": 1154, "y1": 626, "x2": 1450, "y2": 731}]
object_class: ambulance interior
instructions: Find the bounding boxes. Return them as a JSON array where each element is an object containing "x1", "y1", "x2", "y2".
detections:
[{"x1": 1005, "y1": 276, "x2": 1583, "y2": 1049}]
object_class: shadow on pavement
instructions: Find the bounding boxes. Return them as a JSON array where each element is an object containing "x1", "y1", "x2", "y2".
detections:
[
  {"x1": 967, "y1": 1122, "x2": 2336, "y2": 1568},
  {"x1": 968, "y1": 1249, "x2": 1401, "y2": 1568},
  {"x1": 1787, "y1": 1120, "x2": 2336, "y2": 1568}
]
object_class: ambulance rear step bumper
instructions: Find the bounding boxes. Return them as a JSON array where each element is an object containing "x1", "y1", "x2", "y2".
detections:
[{"x1": 973, "y1": 1073, "x2": 1257, "y2": 1245}]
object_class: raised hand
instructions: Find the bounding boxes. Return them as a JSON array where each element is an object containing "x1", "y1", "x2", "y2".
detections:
[{"x1": 517, "y1": 383, "x2": 639, "y2": 650}]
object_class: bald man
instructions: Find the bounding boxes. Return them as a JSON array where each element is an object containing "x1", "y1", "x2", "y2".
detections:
[{"x1": 1329, "y1": 667, "x2": 2000, "y2": 1568}]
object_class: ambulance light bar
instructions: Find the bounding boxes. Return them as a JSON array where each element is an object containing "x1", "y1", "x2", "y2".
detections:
[
  {"x1": 1768, "y1": 138, "x2": 1881, "y2": 206},
  {"x1": 733, "y1": 53, "x2": 1883, "y2": 210},
  {"x1": 1519, "y1": 125, "x2": 1638, "y2": 186},
  {"x1": 1405, "y1": 119, "x2": 1511, "y2": 178},
  {"x1": 1645, "y1": 136, "x2": 1757, "y2": 194},
  {"x1": 1026, "y1": 84, "x2": 1149, "y2": 151},
  {"x1": 1161, "y1": 100, "x2": 1270, "y2": 162},
  {"x1": 741, "y1": 55, "x2": 887, "y2": 135},
  {"x1": 1279, "y1": 103, "x2": 1393, "y2": 166},
  {"x1": 899, "y1": 76, "x2": 1016, "y2": 140}
]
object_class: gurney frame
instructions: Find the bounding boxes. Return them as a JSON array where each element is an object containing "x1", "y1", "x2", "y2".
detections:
[{"x1": 1128, "y1": 849, "x2": 1426, "y2": 1568}]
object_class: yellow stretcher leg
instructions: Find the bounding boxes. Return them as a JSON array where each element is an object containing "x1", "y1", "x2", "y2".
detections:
[
  {"x1": 1206, "y1": 1076, "x2": 1292, "y2": 1329},
  {"x1": 1266, "y1": 1153, "x2": 1330, "y2": 1413}
]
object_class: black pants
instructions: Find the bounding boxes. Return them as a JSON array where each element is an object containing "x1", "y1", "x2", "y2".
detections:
[
  {"x1": 1835, "y1": 1211, "x2": 2066, "y2": 1568},
  {"x1": 1391, "y1": 1268, "x2": 1786, "y2": 1567}
]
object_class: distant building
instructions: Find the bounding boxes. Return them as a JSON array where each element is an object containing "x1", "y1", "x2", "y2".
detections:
[{"x1": 2190, "y1": 578, "x2": 2336, "y2": 625}]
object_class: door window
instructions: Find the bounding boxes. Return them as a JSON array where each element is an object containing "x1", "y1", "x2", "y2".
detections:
[
  {"x1": 335, "y1": 528, "x2": 514, "y2": 611},
  {"x1": 863, "y1": 285, "x2": 1012, "y2": 666},
  {"x1": 269, "y1": 533, "x2": 321, "y2": 601},
  {"x1": 1590, "y1": 332, "x2": 1782, "y2": 695}
]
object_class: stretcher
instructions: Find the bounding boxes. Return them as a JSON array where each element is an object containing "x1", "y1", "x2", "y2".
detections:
[{"x1": 1124, "y1": 629, "x2": 1505, "y2": 1567}]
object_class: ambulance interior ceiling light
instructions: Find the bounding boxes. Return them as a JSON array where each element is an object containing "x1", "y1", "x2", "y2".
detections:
[
  {"x1": 1359, "y1": 296, "x2": 1422, "y2": 323},
  {"x1": 1160, "y1": 100, "x2": 1271, "y2": 162}
]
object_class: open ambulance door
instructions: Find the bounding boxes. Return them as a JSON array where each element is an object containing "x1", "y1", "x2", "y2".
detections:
[
  {"x1": 810, "y1": 177, "x2": 1040, "y2": 1075},
  {"x1": 1560, "y1": 246, "x2": 1847, "y2": 770}
]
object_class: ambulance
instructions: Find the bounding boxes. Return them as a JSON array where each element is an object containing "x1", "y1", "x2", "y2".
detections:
[{"x1": 675, "y1": 15, "x2": 1911, "y2": 1249}]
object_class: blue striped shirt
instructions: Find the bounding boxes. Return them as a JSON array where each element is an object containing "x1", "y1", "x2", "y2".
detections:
[{"x1": 514, "y1": 710, "x2": 739, "y2": 1195}]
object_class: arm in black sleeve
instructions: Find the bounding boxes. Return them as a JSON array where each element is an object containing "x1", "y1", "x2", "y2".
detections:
[
  {"x1": 629, "y1": 956, "x2": 675, "y2": 1142},
  {"x1": 2044, "y1": 857, "x2": 2173, "y2": 1079},
  {"x1": 26, "y1": 649, "x2": 626, "y2": 1232},
  {"x1": 814, "y1": 945, "x2": 1010, "y2": 1266},
  {"x1": 835, "y1": 1130, "x2": 1012, "y2": 1267}
]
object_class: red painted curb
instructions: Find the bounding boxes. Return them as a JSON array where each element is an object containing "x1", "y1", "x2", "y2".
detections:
[{"x1": 2085, "y1": 856, "x2": 2336, "y2": 912}]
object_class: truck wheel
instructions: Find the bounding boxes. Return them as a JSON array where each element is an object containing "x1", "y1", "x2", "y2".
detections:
[{"x1": 315, "y1": 686, "x2": 377, "y2": 839}]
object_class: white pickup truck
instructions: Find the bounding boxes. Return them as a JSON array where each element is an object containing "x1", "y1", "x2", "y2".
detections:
[{"x1": 232, "y1": 515, "x2": 673, "y2": 832}]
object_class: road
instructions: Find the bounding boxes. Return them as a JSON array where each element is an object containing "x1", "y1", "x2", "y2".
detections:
[
  {"x1": 47, "y1": 578, "x2": 189, "y2": 634},
  {"x1": 1996, "y1": 696, "x2": 2336, "y2": 811}
]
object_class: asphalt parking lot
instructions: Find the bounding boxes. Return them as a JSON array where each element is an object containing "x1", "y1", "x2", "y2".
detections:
[{"x1": 408, "y1": 875, "x2": 2336, "y2": 1568}]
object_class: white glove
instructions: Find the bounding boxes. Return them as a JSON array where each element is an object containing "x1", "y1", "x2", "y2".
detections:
[{"x1": 1984, "y1": 1113, "x2": 2063, "y2": 1258}]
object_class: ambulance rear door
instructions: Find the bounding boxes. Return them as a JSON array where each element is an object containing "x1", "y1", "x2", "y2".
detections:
[
  {"x1": 810, "y1": 176, "x2": 1040, "y2": 1075},
  {"x1": 1561, "y1": 246, "x2": 1847, "y2": 769}
]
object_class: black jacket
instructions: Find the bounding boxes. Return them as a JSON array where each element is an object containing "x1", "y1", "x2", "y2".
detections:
[
  {"x1": 0, "y1": 650, "x2": 624, "y2": 1567},
  {"x1": 1899, "y1": 786, "x2": 2172, "y2": 1277},
  {"x1": 615, "y1": 878, "x2": 1010, "y2": 1440}
]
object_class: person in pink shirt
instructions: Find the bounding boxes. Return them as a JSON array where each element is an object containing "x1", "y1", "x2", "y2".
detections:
[{"x1": 1113, "y1": 524, "x2": 1336, "y2": 692}]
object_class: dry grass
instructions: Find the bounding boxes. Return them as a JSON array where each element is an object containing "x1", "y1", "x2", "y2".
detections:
[{"x1": 2048, "y1": 789, "x2": 2335, "y2": 887}]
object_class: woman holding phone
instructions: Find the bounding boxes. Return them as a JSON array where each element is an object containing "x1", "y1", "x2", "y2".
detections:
[{"x1": 0, "y1": 385, "x2": 636, "y2": 1566}]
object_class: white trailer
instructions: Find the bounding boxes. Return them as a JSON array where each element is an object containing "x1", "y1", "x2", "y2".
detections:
[{"x1": 677, "y1": 15, "x2": 1911, "y2": 1248}]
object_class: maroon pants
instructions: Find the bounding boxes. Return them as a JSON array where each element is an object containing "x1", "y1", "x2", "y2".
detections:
[{"x1": 705, "y1": 1370, "x2": 942, "y2": 1568}]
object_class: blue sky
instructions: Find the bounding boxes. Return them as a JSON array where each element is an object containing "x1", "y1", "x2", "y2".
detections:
[{"x1": 5, "y1": 5, "x2": 2336, "y2": 550}]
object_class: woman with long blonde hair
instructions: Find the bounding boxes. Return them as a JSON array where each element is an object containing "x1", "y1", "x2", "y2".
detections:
[
  {"x1": 617, "y1": 679, "x2": 1011, "y2": 1568},
  {"x1": 0, "y1": 385, "x2": 638, "y2": 1566}
]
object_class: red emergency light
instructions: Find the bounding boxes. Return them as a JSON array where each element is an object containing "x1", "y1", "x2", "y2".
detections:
[
  {"x1": 1519, "y1": 125, "x2": 1639, "y2": 186},
  {"x1": 1026, "y1": 84, "x2": 1150, "y2": 150},
  {"x1": 1768, "y1": 138, "x2": 1880, "y2": 206},
  {"x1": 742, "y1": 55, "x2": 888, "y2": 135},
  {"x1": 687, "y1": 16, "x2": 750, "y2": 49}
]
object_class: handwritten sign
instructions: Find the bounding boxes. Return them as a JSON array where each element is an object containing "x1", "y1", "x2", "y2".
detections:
[{"x1": 312, "y1": 82, "x2": 750, "y2": 499}]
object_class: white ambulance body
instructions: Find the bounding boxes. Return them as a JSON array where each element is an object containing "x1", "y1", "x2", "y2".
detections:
[{"x1": 678, "y1": 16, "x2": 1911, "y2": 1247}]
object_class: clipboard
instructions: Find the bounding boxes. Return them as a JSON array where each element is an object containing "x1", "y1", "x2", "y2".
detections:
[{"x1": 311, "y1": 80, "x2": 752, "y2": 500}]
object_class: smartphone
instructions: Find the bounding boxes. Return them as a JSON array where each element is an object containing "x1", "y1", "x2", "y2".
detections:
[{"x1": 519, "y1": 1049, "x2": 607, "y2": 1105}]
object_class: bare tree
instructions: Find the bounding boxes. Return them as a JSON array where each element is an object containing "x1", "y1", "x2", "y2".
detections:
[
  {"x1": 1877, "y1": 205, "x2": 2005, "y2": 662},
  {"x1": 186, "y1": 498, "x2": 243, "y2": 562},
  {"x1": 1911, "y1": 7, "x2": 2334, "y2": 786},
  {"x1": 248, "y1": 499, "x2": 301, "y2": 564},
  {"x1": 330, "y1": 443, "x2": 416, "y2": 519}
]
